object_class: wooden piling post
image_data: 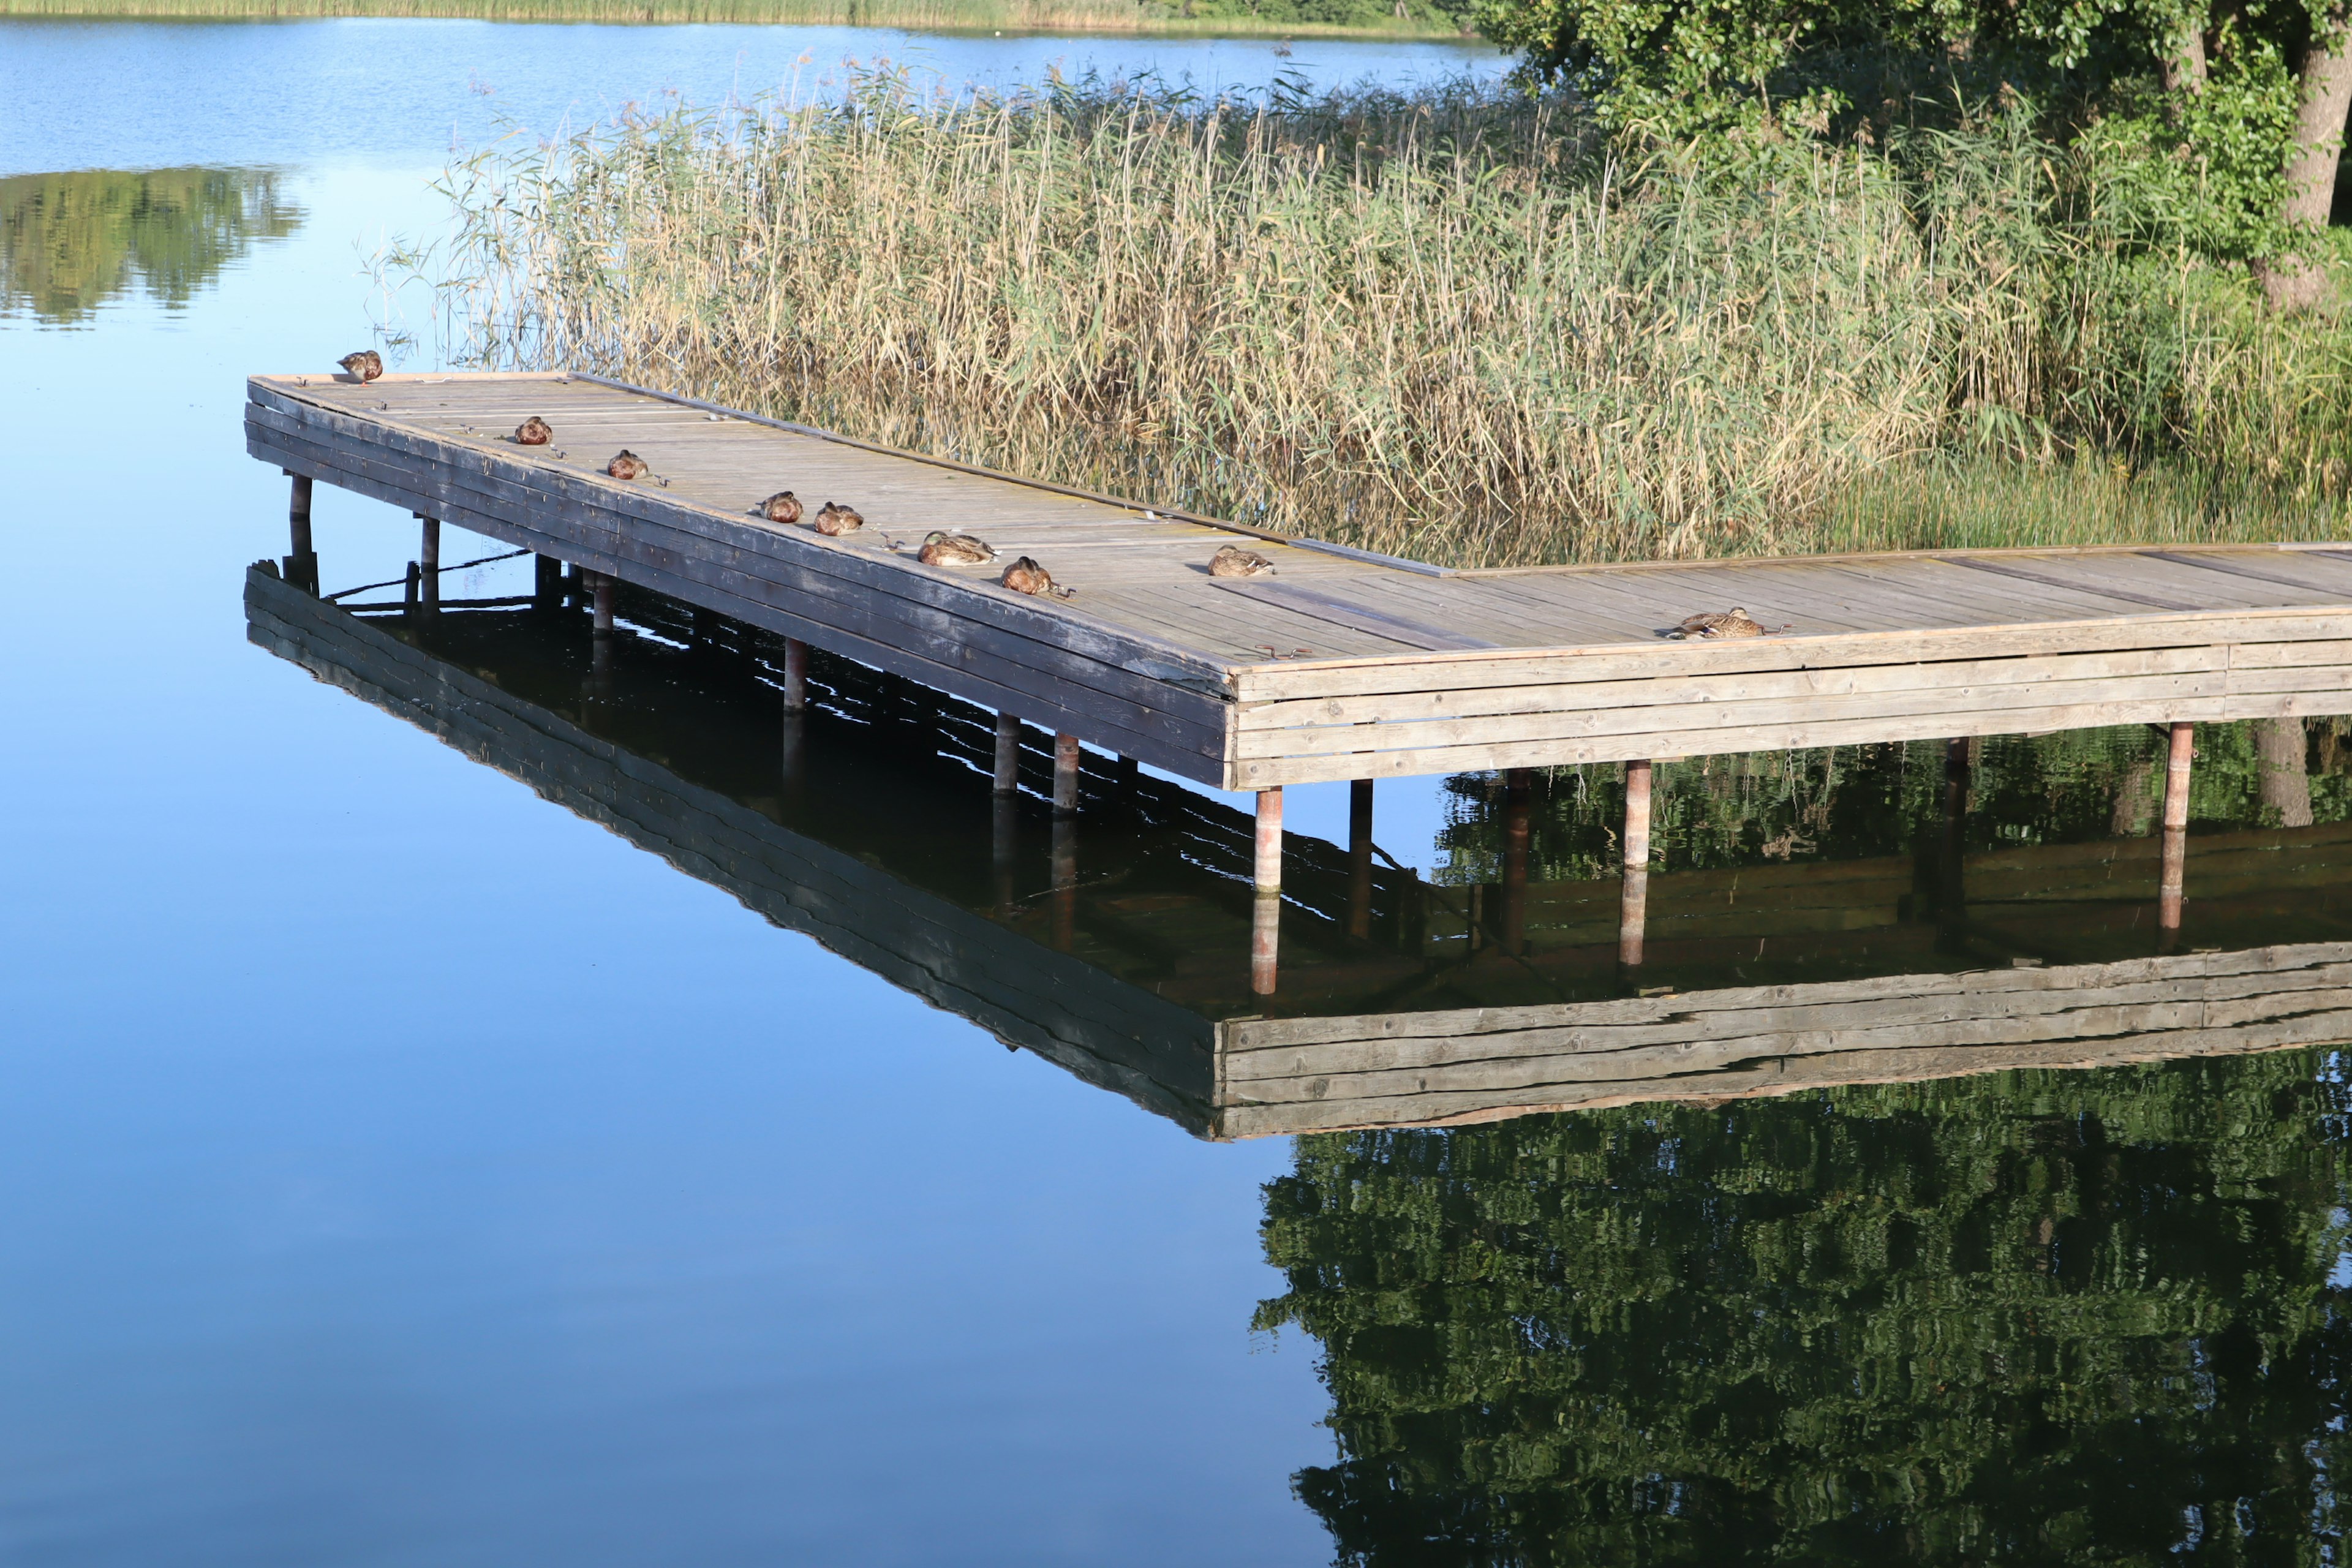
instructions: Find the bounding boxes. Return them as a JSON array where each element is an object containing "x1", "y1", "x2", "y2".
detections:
[
  {"x1": 1254, "y1": 786, "x2": 1284, "y2": 894},
  {"x1": 1051, "y1": 815, "x2": 1078, "y2": 952},
  {"x1": 993, "y1": 713, "x2": 1020, "y2": 796},
  {"x1": 402, "y1": 561, "x2": 420, "y2": 614},
  {"x1": 533, "y1": 553, "x2": 562, "y2": 609},
  {"x1": 592, "y1": 572, "x2": 615, "y2": 636},
  {"x1": 992, "y1": 793, "x2": 1018, "y2": 919},
  {"x1": 1348, "y1": 778, "x2": 1374, "y2": 941},
  {"x1": 1502, "y1": 767, "x2": 1532, "y2": 956},
  {"x1": 1053, "y1": 733, "x2": 1081, "y2": 816},
  {"x1": 1937, "y1": 736, "x2": 1971, "y2": 948},
  {"x1": 782, "y1": 637, "x2": 809, "y2": 715},
  {"x1": 1619, "y1": 761, "x2": 1652, "y2": 968},
  {"x1": 1251, "y1": 890, "x2": 1280, "y2": 997},
  {"x1": 417, "y1": 515, "x2": 440, "y2": 610},
  {"x1": 2160, "y1": 720, "x2": 2193, "y2": 933},
  {"x1": 285, "y1": 472, "x2": 317, "y2": 592}
]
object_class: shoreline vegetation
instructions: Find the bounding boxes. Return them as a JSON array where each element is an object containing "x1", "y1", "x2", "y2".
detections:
[
  {"x1": 413, "y1": 71, "x2": 2352, "y2": 568},
  {"x1": 0, "y1": 0, "x2": 1472, "y2": 33}
]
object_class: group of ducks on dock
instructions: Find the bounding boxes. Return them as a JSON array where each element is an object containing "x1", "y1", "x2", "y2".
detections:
[{"x1": 333, "y1": 353, "x2": 1770, "y2": 633}]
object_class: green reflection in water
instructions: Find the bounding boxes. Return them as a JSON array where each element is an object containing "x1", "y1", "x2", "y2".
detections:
[
  {"x1": 0, "y1": 167, "x2": 303, "y2": 323},
  {"x1": 1257, "y1": 1050, "x2": 2351, "y2": 1562}
]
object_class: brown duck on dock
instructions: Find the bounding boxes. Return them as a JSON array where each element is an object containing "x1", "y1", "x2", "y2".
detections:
[
  {"x1": 1665, "y1": 608, "x2": 1785, "y2": 639},
  {"x1": 606, "y1": 450, "x2": 650, "y2": 481},
  {"x1": 1001, "y1": 557, "x2": 1074, "y2": 599},
  {"x1": 811, "y1": 502, "x2": 865, "y2": 537},
  {"x1": 759, "y1": 491, "x2": 803, "y2": 525},
  {"x1": 918, "y1": 531, "x2": 997, "y2": 566},
  {"x1": 1207, "y1": 543, "x2": 1276, "y2": 578},
  {"x1": 337, "y1": 350, "x2": 383, "y2": 383},
  {"x1": 514, "y1": 416, "x2": 552, "y2": 447}
]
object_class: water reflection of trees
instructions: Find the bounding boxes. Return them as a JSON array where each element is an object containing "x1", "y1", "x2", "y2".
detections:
[
  {"x1": 1257, "y1": 1050, "x2": 2352, "y2": 1564},
  {"x1": 0, "y1": 168, "x2": 302, "y2": 324},
  {"x1": 1438, "y1": 718, "x2": 2352, "y2": 884}
]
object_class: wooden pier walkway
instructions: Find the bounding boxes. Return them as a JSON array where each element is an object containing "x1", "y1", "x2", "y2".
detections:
[
  {"x1": 247, "y1": 371, "x2": 2352, "y2": 791},
  {"x1": 246, "y1": 565, "x2": 2352, "y2": 1139}
]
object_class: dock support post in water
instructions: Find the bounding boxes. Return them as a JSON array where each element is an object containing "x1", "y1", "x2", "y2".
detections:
[
  {"x1": 1348, "y1": 779, "x2": 1374, "y2": 940},
  {"x1": 417, "y1": 515, "x2": 440, "y2": 611},
  {"x1": 993, "y1": 714, "x2": 1020, "y2": 796},
  {"x1": 992, "y1": 793, "x2": 1017, "y2": 919},
  {"x1": 533, "y1": 553, "x2": 562, "y2": 609},
  {"x1": 1051, "y1": 815, "x2": 1078, "y2": 952},
  {"x1": 1252, "y1": 787, "x2": 1283, "y2": 997},
  {"x1": 284, "y1": 472, "x2": 316, "y2": 593},
  {"x1": 592, "y1": 573, "x2": 615, "y2": 637},
  {"x1": 1053, "y1": 733, "x2": 1081, "y2": 816},
  {"x1": 1937, "y1": 737, "x2": 1971, "y2": 950},
  {"x1": 1502, "y1": 768, "x2": 1532, "y2": 956},
  {"x1": 2161, "y1": 720, "x2": 2194, "y2": 936},
  {"x1": 781, "y1": 638, "x2": 809, "y2": 715},
  {"x1": 1619, "y1": 761, "x2": 1652, "y2": 970}
]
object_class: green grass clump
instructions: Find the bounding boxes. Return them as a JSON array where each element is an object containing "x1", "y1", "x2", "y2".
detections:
[{"x1": 411, "y1": 72, "x2": 2352, "y2": 566}]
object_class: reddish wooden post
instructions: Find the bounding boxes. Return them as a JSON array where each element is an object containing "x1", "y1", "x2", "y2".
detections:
[
  {"x1": 1053, "y1": 733, "x2": 1081, "y2": 816},
  {"x1": 1252, "y1": 786, "x2": 1284, "y2": 997},
  {"x1": 1347, "y1": 778, "x2": 1375, "y2": 941},
  {"x1": 993, "y1": 713, "x2": 1020, "y2": 796},
  {"x1": 2160, "y1": 720, "x2": 2194, "y2": 934},
  {"x1": 782, "y1": 638, "x2": 809, "y2": 715},
  {"x1": 1619, "y1": 760, "x2": 1653, "y2": 968}
]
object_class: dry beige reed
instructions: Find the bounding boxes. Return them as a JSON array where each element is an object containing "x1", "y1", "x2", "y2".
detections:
[{"x1": 420, "y1": 73, "x2": 2352, "y2": 566}]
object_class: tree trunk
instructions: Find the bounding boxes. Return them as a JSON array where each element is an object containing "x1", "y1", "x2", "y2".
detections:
[
  {"x1": 2162, "y1": 23, "x2": 2208, "y2": 97},
  {"x1": 2264, "y1": 18, "x2": 2352, "y2": 308},
  {"x1": 2258, "y1": 717, "x2": 2315, "y2": 827}
]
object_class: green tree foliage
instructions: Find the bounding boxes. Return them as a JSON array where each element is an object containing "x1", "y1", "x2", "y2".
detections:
[
  {"x1": 1256, "y1": 1048, "x2": 2352, "y2": 1562},
  {"x1": 0, "y1": 167, "x2": 302, "y2": 325}
]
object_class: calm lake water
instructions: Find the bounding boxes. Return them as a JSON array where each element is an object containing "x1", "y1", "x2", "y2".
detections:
[{"x1": 3, "y1": 19, "x2": 2349, "y2": 1566}]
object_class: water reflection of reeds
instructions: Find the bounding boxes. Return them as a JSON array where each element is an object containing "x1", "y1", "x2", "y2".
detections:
[{"x1": 0, "y1": 167, "x2": 300, "y2": 324}]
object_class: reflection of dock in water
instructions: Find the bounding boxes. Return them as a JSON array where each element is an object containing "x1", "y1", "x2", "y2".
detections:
[{"x1": 246, "y1": 565, "x2": 2352, "y2": 1139}]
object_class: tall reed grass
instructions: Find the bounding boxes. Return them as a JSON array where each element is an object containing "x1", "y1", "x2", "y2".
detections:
[
  {"x1": 418, "y1": 72, "x2": 2352, "y2": 565},
  {"x1": 0, "y1": 0, "x2": 1457, "y2": 31}
]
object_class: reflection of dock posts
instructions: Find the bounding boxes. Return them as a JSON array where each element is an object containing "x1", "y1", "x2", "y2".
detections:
[
  {"x1": 533, "y1": 553, "x2": 563, "y2": 610},
  {"x1": 2160, "y1": 720, "x2": 2194, "y2": 940},
  {"x1": 781, "y1": 638, "x2": 809, "y2": 716},
  {"x1": 1053, "y1": 733, "x2": 1082, "y2": 816},
  {"x1": 589, "y1": 572, "x2": 616, "y2": 695},
  {"x1": 1253, "y1": 787, "x2": 1284, "y2": 996},
  {"x1": 284, "y1": 472, "x2": 317, "y2": 593},
  {"x1": 402, "y1": 561, "x2": 420, "y2": 616},
  {"x1": 1347, "y1": 778, "x2": 1375, "y2": 941},
  {"x1": 417, "y1": 514, "x2": 440, "y2": 611},
  {"x1": 992, "y1": 793, "x2": 1018, "y2": 919},
  {"x1": 993, "y1": 713, "x2": 1020, "y2": 796},
  {"x1": 1618, "y1": 760, "x2": 1652, "y2": 971},
  {"x1": 1050, "y1": 814, "x2": 1077, "y2": 953},
  {"x1": 1502, "y1": 768, "x2": 1532, "y2": 956},
  {"x1": 1934, "y1": 736, "x2": 1970, "y2": 948}
]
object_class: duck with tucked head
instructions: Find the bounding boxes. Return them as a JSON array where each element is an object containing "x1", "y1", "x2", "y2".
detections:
[
  {"x1": 606, "y1": 450, "x2": 649, "y2": 481},
  {"x1": 1001, "y1": 557, "x2": 1074, "y2": 599},
  {"x1": 811, "y1": 502, "x2": 865, "y2": 537},
  {"x1": 1207, "y1": 544, "x2": 1276, "y2": 578},
  {"x1": 1668, "y1": 608, "x2": 1783, "y2": 639},
  {"x1": 515, "y1": 416, "x2": 552, "y2": 447},
  {"x1": 919, "y1": 531, "x2": 997, "y2": 567},
  {"x1": 760, "y1": 491, "x2": 803, "y2": 525},
  {"x1": 337, "y1": 350, "x2": 383, "y2": 383}
]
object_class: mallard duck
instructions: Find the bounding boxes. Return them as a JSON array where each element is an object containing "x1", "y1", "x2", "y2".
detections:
[
  {"x1": 1668, "y1": 608, "x2": 1780, "y2": 639},
  {"x1": 1001, "y1": 556, "x2": 1074, "y2": 598},
  {"x1": 606, "y1": 450, "x2": 649, "y2": 481},
  {"x1": 760, "y1": 491, "x2": 803, "y2": 525},
  {"x1": 514, "y1": 416, "x2": 552, "y2": 446},
  {"x1": 337, "y1": 350, "x2": 383, "y2": 383},
  {"x1": 919, "y1": 530, "x2": 998, "y2": 566},
  {"x1": 811, "y1": 502, "x2": 865, "y2": 537},
  {"x1": 1208, "y1": 543, "x2": 1277, "y2": 578}
]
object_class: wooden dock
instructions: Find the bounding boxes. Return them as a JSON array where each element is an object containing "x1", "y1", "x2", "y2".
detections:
[
  {"x1": 244, "y1": 565, "x2": 2352, "y2": 1139},
  {"x1": 247, "y1": 371, "x2": 2352, "y2": 793}
]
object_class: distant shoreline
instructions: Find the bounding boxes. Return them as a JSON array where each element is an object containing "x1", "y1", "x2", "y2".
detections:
[{"x1": 0, "y1": 0, "x2": 1478, "y2": 37}]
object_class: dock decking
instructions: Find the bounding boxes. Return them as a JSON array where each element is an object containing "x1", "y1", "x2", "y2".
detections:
[{"x1": 247, "y1": 371, "x2": 2352, "y2": 791}]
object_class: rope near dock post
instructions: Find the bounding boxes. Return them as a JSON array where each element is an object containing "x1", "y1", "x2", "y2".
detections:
[
  {"x1": 1252, "y1": 786, "x2": 1284, "y2": 997},
  {"x1": 1348, "y1": 779, "x2": 1374, "y2": 941},
  {"x1": 1619, "y1": 761, "x2": 1652, "y2": 971},
  {"x1": 2160, "y1": 720, "x2": 2195, "y2": 940}
]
